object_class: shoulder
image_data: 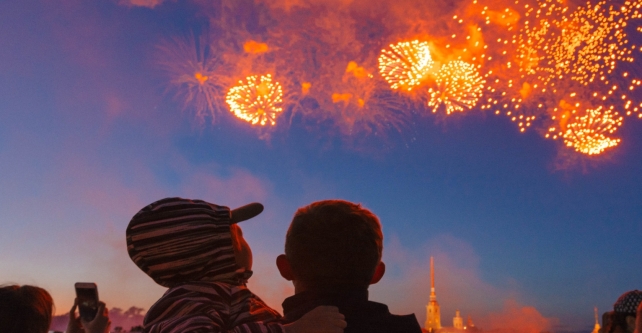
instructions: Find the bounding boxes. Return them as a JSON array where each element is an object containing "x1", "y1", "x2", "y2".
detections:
[
  {"x1": 356, "y1": 301, "x2": 422, "y2": 333},
  {"x1": 387, "y1": 313, "x2": 423, "y2": 333}
]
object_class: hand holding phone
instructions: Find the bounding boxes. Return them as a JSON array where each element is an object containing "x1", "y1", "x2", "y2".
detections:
[
  {"x1": 75, "y1": 282, "x2": 99, "y2": 321},
  {"x1": 68, "y1": 283, "x2": 111, "y2": 333}
]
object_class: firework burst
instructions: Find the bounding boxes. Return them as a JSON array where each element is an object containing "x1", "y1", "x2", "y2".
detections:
[
  {"x1": 225, "y1": 74, "x2": 284, "y2": 126},
  {"x1": 427, "y1": 60, "x2": 485, "y2": 115},
  {"x1": 557, "y1": 105, "x2": 623, "y2": 155},
  {"x1": 321, "y1": 61, "x2": 409, "y2": 136},
  {"x1": 378, "y1": 40, "x2": 434, "y2": 91},
  {"x1": 156, "y1": 34, "x2": 227, "y2": 123},
  {"x1": 457, "y1": 0, "x2": 642, "y2": 143}
]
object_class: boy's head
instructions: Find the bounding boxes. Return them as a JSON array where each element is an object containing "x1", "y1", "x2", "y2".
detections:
[
  {"x1": 277, "y1": 200, "x2": 384, "y2": 290},
  {"x1": 126, "y1": 197, "x2": 261, "y2": 287}
]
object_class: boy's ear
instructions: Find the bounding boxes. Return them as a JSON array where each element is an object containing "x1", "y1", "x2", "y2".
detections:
[
  {"x1": 276, "y1": 254, "x2": 295, "y2": 281},
  {"x1": 370, "y1": 261, "x2": 386, "y2": 285}
]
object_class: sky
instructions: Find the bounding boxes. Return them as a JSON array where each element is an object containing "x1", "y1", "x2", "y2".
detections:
[{"x1": 1, "y1": 0, "x2": 641, "y2": 332}]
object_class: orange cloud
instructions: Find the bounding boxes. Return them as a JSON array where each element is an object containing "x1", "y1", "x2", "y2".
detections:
[{"x1": 487, "y1": 299, "x2": 558, "y2": 333}]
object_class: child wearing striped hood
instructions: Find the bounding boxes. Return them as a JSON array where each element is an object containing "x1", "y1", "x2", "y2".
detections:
[{"x1": 126, "y1": 197, "x2": 346, "y2": 333}]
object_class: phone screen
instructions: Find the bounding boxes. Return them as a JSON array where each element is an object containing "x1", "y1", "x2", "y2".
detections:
[{"x1": 75, "y1": 283, "x2": 98, "y2": 321}]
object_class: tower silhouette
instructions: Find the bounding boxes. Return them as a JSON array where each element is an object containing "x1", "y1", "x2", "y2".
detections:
[
  {"x1": 425, "y1": 256, "x2": 442, "y2": 332},
  {"x1": 592, "y1": 307, "x2": 601, "y2": 333}
]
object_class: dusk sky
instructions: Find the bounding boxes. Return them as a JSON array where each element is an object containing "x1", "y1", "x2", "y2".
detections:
[{"x1": 1, "y1": 0, "x2": 641, "y2": 332}]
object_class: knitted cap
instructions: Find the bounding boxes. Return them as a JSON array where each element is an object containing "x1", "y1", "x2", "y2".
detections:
[
  {"x1": 126, "y1": 197, "x2": 263, "y2": 288},
  {"x1": 614, "y1": 290, "x2": 642, "y2": 315}
]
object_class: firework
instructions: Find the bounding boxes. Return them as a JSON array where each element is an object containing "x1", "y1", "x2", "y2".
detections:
[
  {"x1": 225, "y1": 74, "x2": 284, "y2": 126},
  {"x1": 427, "y1": 60, "x2": 485, "y2": 114},
  {"x1": 156, "y1": 34, "x2": 226, "y2": 123},
  {"x1": 378, "y1": 40, "x2": 434, "y2": 91},
  {"x1": 318, "y1": 61, "x2": 409, "y2": 136},
  {"x1": 559, "y1": 106, "x2": 623, "y2": 155},
  {"x1": 461, "y1": 0, "x2": 642, "y2": 139},
  {"x1": 244, "y1": 40, "x2": 269, "y2": 54}
]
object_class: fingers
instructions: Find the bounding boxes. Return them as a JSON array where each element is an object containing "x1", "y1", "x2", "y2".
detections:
[
  {"x1": 97, "y1": 301, "x2": 108, "y2": 317},
  {"x1": 83, "y1": 301, "x2": 107, "y2": 326},
  {"x1": 69, "y1": 299, "x2": 78, "y2": 319},
  {"x1": 334, "y1": 317, "x2": 347, "y2": 329}
]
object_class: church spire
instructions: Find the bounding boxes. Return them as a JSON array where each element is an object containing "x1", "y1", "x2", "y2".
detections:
[
  {"x1": 430, "y1": 256, "x2": 436, "y2": 300},
  {"x1": 592, "y1": 306, "x2": 601, "y2": 333},
  {"x1": 425, "y1": 256, "x2": 441, "y2": 331}
]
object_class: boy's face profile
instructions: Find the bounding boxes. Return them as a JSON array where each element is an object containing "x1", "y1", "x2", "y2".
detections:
[{"x1": 230, "y1": 224, "x2": 253, "y2": 271}]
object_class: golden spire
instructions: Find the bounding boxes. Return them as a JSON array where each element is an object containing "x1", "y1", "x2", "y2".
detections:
[
  {"x1": 430, "y1": 256, "x2": 437, "y2": 300},
  {"x1": 425, "y1": 256, "x2": 441, "y2": 331},
  {"x1": 592, "y1": 306, "x2": 601, "y2": 333}
]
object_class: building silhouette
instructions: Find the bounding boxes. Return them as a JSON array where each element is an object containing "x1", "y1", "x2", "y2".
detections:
[
  {"x1": 423, "y1": 257, "x2": 479, "y2": 333},
  {"x1": 454, "y1": 310, "x2": 464, "y2": 330}
]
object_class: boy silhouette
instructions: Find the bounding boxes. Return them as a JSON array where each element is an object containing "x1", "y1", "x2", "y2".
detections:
[{"x1": 276, "y1": 200, "x2": 422, "y2": 333}]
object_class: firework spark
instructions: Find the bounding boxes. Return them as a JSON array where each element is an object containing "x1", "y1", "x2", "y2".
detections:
[
  {"x1": 378, "y1": 40, "x2": 434, "y2": 91},
  {"x1": 156, "y1": 34, "x2": 226, "y2": 123},
  {"x1": 460, "y1": 0, "x2": 642, "y2": 142},
  {"x1": 558, "y1": 106, "x2": 623, "y2": 155},
  {"x1": 225, "y1": 74, "x2": 284, "y2": 126},
  {"x1": 318, "y1": 61, "x2": 409, "y2": 136},
  {"x1": 427, "y1": 60, "x2": 485, "y2": 115}
]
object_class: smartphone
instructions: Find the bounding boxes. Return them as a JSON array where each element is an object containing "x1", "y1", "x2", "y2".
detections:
[{"x1": 74, "y1": 282, "x2": 99, "y2": 321}]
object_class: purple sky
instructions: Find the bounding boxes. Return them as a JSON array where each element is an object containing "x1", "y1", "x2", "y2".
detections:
[{"x1": 1, "y1": 1, "x2": 641, "y2": 332}]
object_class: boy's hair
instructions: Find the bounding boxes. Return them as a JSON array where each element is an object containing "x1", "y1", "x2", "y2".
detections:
[
  {"x1": 285, "y1": 200, "x2": 383, "y2": 288},
  {"x1": 0, "y1": 285, "x2": 54, "y2": 333}
]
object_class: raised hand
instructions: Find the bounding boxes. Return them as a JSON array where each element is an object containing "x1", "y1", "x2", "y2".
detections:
[{"x1": 66, "y1": 299, "x2": 111, "y2": 333}]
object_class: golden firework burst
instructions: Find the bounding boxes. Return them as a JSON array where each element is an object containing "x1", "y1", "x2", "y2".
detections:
[
  {"x1": 225, "y1": 74, "x2": 284, "y2": 126},
  {"x1": 427, "y1": 60, "x2": 485, "y2": 115},
  {"x1": 553, "y1": 105, "x2": 623, "y2": 155},
  {"x1": 378, "y1": 40, "x2": 434, "y2": 91}
]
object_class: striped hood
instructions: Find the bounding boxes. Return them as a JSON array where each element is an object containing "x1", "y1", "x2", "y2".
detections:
[{"x1": 126, "y1": 197, "x2": 249, "y2": 288}]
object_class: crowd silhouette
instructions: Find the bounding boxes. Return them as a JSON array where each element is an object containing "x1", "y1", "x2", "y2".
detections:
[{"x1": 1, "y1": 199, "x2": 640, "y2": 333}]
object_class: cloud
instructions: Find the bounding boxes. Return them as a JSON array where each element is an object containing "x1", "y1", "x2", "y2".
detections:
[
  {"x1": 179, "y1": 167, "x2": 272, "y2": 208},
  {"x1": 486, "y1": 299, "x2": 558, "y2": 333},
  {"x1": 118, "y1": 0, "x2": 166, "y2": 8},
  {"x1": 370, "y1": 233, "x2": 557, "y2": 331}
]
